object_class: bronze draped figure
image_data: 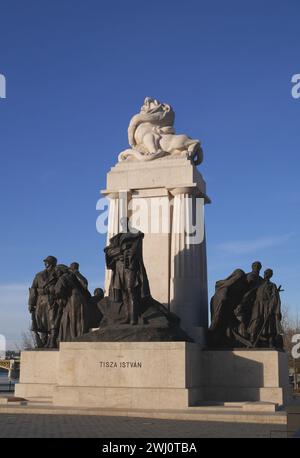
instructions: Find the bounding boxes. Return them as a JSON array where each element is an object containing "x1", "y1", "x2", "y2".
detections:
[
  {"x1": 104, "y1": 223, "x2": 150, "y2": 325},
  {"x1": 209, "y1": 262, "x2": 284, "y2": 349},
  {"x1": 29, "y1": 258, "x2": 91, "y2": 348}
]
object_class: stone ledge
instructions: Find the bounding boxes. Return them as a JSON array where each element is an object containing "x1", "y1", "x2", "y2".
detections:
[
  {"x1": 53, "y1": 386, "x2": 202, "y2": 410},
  {"x1": 59, "y1": 341, "x2": 193, "y2": 350},
  {"x1": 105, "y1": 158, "x2": 207, "y2": 194}
]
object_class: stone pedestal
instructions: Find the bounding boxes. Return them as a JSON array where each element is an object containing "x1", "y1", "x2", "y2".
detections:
[
  {"x1": 15, "y1": 350, "x2": 59, "y2": 398},
  {"x1": 15, "y1": 344, "x2": 291, "y2": 409},
  {"x1": 102, "y1": 158, "x2": 210, "y2": 341},
  {"x1": 200, "y1": 349, "x2": 291, "y2": 405},
  {"x1": 53, "y1": 342, "x2": 203, "y2": 409},
  {"x1": 16, "y1": 342, "x2": 203, "y2": 409}
]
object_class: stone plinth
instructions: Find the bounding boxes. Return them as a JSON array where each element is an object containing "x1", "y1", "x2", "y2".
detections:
[
  {"x1": 102, "y1": 158, "x2": 210, "y2": 341},
  {"x1": 105, "y1": 158, "x2": 208, "y2": 191},
  {"x1": 15, "y1": 344, "x2": 290, "y2": 409},
  {"x1": 200, "y1": 349, "x2": 291, "y2": 405},
  {"x1": 15, "y1": 350, "x2": 59, "y2": 398},
  {"x1": 15, "y1": 342, "x2": 202, "y2": 409},
  {"x1": 53, "y1": 342, "x2": 202, "y2": 409}
]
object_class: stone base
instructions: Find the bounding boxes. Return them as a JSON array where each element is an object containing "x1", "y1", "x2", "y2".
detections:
[
  {"x1": 53, "y1": 342, "x2": 203, "y2": 409},
  {"x1": 16, "y1": 342, "x2": 202, "y2": 409},
  {"x1": 200, "y1": 349, "x2": 291, "y2": 405},
  {"x1": 15, "y1": 343, "x2": 291, "y2": 409},
  {"x1": 53, "y1": 387, "x2": 202, "y2": 410},
  {"x1": 15, "y1": 350, "x2": 59, "y2": 399},
  {"x1": 105, "y1": 158, "x2": 208, "y2": 197}
]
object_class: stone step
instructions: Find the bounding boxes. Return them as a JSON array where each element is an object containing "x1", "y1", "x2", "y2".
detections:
[
  {"x1": 22, "y1": 396, "x2": 52, "y2": 404},
  {"x1": 0, "y1": 396, "x2": 27, "y2": 405},
  {"x1": 0, "y1": 402, "x2": 287, "y2": 424},
  {"x1": 242, "y1": 402, "x2": 278, "y2": 412},
  {"x1": 195, "y1": 401, "x2": 279, "y2": 412}
]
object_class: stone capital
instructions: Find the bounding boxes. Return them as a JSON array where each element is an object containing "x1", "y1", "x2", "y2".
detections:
[
  {"x1": 168, "y1": 184, "x2": 211, "y2": 203},
  {"x1": 101, "y1": 189, "x2": 132, "y2": 200}
]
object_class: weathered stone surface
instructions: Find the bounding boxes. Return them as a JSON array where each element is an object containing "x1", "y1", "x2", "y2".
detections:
[
  {"x1": 15, "y1": 344, "x2": 290, "y2": 409},
  {"x1": 15, "y1": 350, "x2": 59, "y2": 398},
  {"x1": 199, "y1": 349, "x2": 291, "y2": 405},
  {"x1": 53, "y1": 341, "x2": 202, "y2": 408}
]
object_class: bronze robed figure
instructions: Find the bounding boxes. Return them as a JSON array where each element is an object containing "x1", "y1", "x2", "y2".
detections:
[
  {"x1": 29, "y1": 258, "x2": 91, "y2": 348},
  {"x1": 248, "y1": 269, "x2": 283, "y2": 348},
  {"x1": 54, "y1": 265, "x2": 90, "y2": 343},
  {"x1": 104, "y1": 217, "x2": 150, "y2": 325},
  {"x1": 28, "y1": 255, "x2": 59, "y2": 348},
  {"x1": 209, "y1": 262, "x2": 284, "y2": 349}
]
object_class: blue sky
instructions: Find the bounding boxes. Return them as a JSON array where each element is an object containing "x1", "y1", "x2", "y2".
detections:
[{"x1": 0, "y1": 0, "x2": 299, "y2": 348}]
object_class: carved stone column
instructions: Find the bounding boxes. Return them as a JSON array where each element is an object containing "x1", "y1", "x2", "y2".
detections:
[
  {"x1": 169, "y1": 187, "x2": 208, "y2": 342},
  {"x1": 102, "y1": 158, "x2": 210, "y2": 342}
]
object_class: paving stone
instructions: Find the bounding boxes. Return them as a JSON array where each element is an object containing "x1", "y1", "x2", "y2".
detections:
[{"x1": 0, "y1": 413, "x2": 287, "y2": 438}]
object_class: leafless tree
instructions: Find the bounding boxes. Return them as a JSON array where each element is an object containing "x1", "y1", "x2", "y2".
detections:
[{"x1": 15, "y1": 324, "x2": 37, "y2": 351}]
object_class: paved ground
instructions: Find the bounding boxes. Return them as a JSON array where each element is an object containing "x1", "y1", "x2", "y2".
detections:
[{"x1": 0, "y1": 413, "x2": 287, "y2": 438}]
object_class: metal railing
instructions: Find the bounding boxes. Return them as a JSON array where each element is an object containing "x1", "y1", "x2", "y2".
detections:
[{"x1": 0, "y1": 359, "x2": 20, "y2": 392}]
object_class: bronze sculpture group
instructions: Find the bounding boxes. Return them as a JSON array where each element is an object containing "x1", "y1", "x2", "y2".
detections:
[
  {"x1": 29, "y1": 256, "x2": 102, "y2": 348},
  {"x1": 29, "y1": 218, "x2": 189, "y2": 348},
  {"x1": 29, "y1": 222, "x2": 284, "y2": 349},
  {"x1": 209, "y1": 261, "x2": 284, "y2": 349}
]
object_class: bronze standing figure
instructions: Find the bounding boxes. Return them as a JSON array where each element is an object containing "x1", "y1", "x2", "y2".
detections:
[{"x1": 104, "y1": 217, "x2": 150, "y2": 325}]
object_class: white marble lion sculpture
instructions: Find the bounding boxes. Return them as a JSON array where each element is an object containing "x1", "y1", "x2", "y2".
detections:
[{"x1": 118, "y1": 97, "x2": 203, "y2": 165}]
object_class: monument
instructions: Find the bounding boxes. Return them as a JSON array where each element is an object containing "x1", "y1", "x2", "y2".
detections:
[
  {"x1": 103, "y1": 97, "x2": 210, "y2": 342},
  {"x1": 15, "y1": 97, "x2": 291, "y2": 410}
]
